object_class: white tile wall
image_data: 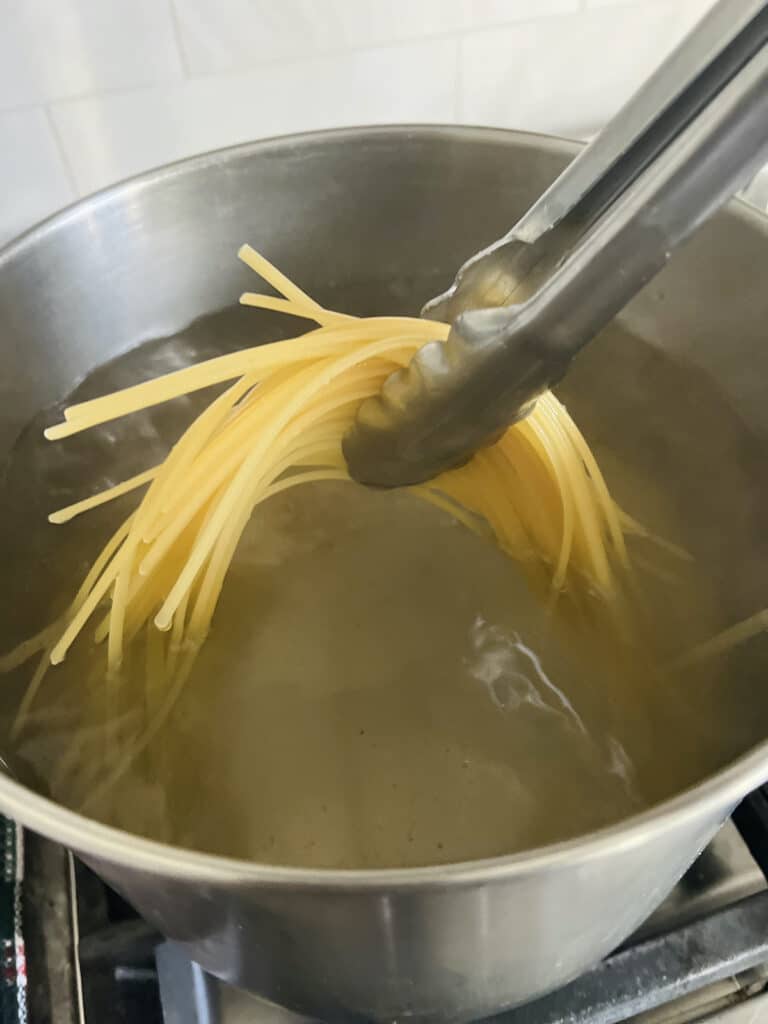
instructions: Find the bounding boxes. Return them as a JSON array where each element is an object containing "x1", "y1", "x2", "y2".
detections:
[
  {"x1": 0, "y1": 0, "x2": 718, "y2": 244},
  {"x1": 171, "y1": 0, "x2": 577, "y2": 76},
  {"x1": 51, "y1": 38, "x2": 458, "y2": 195},
  {"x1": 461, "y1": 0, "x2": 713, "y2": 137},
  {"x1": 0, "y1": 0, "x2": 182, "y2": 110},
  {"x1": 0, "y1": 108, "x2": 75, "y2": 245},
  {"x1": 584, "y1": 0, "x2": 645, "y2": 7}
]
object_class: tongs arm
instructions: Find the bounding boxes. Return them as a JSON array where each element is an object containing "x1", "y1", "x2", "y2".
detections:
[
  {"x1": 344, "y1": 0, "x2": 768, "y2": 487},
  {"x1": 426, "y1": 0, "x2": 768, "y2": 323},
  {"x1": 511, "y1": 0, "x2": 768, "y2": 246}
]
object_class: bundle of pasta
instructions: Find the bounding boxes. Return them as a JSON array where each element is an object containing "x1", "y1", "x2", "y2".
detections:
[{"x1": 3, "y1": 246, "x2": 634, "y2": 750}]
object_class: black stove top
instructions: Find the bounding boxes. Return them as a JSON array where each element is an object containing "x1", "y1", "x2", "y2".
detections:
[{"x1": 21, "y1": 789, "x2": 768, "y2": 1024}]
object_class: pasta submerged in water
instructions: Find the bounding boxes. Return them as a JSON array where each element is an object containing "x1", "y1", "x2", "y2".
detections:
[{"x1": 1, "y1": 245, "x2": 643, "y2": 804}]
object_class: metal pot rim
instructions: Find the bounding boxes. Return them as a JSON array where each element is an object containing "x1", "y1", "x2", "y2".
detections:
[{"x1": 2, "y1": 123, "x2": 767, "y2": 889}]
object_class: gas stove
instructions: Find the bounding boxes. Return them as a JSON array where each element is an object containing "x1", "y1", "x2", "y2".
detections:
[{"x1": 20, "y1": 789, "x2": 768, "y2": 1024}]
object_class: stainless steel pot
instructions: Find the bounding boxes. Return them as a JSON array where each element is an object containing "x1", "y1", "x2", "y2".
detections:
[{"x1": 0, "y1": 126, "x2": 767, "y2": 1023}]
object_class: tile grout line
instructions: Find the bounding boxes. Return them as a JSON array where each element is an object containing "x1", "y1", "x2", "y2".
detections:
[
  {"x1": 1, "y1": 6, "x2": 589, "y2": 116},
  {"x1": 454, "y1": 35, "x2": 464, "y2": 124},
  {"x1": 167, "y1": 0, "x2": 192, "y2": 77},
  {"x1": 0, "y1": 0, "x2": 703, "y2": 119},
  {"x1": 0, "y1": 100, "x2": 62, "y2": 117},
  {"x1": 167, "y1": 8, "x2": 585, "y2": 84},
  {"x1": 43, "y1": 105, "x2": 81, "y2": 197},
  {"x1": 1, "y1": 72, "x2": 184, "y2": 119}
]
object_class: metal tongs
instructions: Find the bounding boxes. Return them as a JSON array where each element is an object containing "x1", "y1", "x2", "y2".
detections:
[{"x1": 344, "y1": 0, "x2": 768, "y2": 487}]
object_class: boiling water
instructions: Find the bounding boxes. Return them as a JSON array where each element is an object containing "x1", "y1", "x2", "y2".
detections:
[{"x1": 0, "y1": 308, "x2": 766, "y2": 869}]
